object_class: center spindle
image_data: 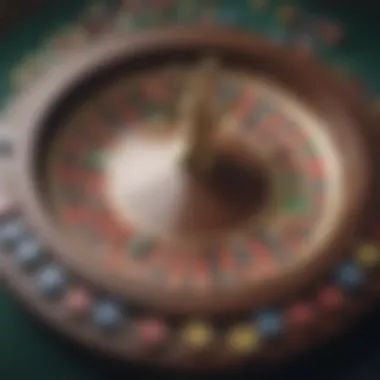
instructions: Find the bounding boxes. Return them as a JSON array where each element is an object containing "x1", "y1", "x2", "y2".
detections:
[
  {"x1": 181, "y1": 58, "x2": 222, "y2": 174},
  {"x1": 180, "y1": 59, "x2": 274, "y2": 208}
]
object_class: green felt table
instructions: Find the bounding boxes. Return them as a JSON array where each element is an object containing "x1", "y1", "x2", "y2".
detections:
[{"x1": 1, "y1": 1, "x2": 380, "y2": 378}]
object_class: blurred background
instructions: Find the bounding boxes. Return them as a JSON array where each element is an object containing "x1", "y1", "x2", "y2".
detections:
[{"x1": 1, "y1": 1, "x2": 380, "y2": 378}]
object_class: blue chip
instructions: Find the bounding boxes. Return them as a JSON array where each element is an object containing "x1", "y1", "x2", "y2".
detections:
[
  {"x1": 256, "y1": 310, "x2": 284, "y2": 340},
  {"x1": 0, "y1": 219, "x2": 25, "y2": 249},
  {"x1": 92, "y1": 300, "x2": 124, "y2": 331},
  {"x1": 37, "y1": 265, "x2": 68, "y2": 299},
  {"x1": 14, "y1": 238, "x2": 43, "y2": 271},
  {"x1": 335, "y1": 261, "x2": 365, "y2": 292}
]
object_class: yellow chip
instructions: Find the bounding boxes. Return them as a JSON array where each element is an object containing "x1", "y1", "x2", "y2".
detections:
[
  {"x1": 182, "y1": 322, "x2": 214, "y2": 350},
  {"x1": 226, "y1": 325, "x2": 261, "y2": 354},
  {"x1": 357, "y1": 244, "x2": 380, "y2": 267}
]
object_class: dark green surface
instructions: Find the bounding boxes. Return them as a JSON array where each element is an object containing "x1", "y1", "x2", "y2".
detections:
[
  {"x1": 0, "y1": 1, "x2": 86, "y2": 108},
  {"x1": 1, "y1": 1, "x2": 380, "y2": 378},
  {"x1": 3, "y1": 286, "x2": 380, "y2": 380}
]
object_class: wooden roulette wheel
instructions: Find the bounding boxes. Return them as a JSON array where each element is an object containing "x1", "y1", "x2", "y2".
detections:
[{"x1": 1, "y1": 22, "x2": 380, "y2": 371}]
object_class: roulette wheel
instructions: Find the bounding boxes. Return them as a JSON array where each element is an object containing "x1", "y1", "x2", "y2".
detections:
[{"x1": 1, "y1": 0, "x2": 380, "y2": 377}]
